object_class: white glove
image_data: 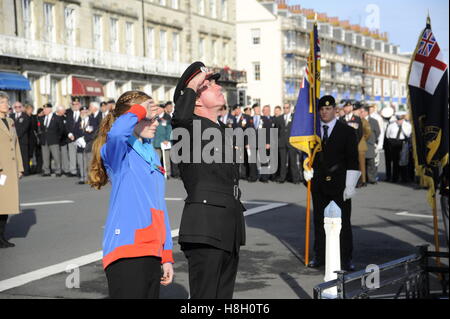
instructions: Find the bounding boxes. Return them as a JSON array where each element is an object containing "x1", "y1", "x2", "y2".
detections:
[
  {"x1": 303, "y1": 168, "x2": 314, "y2": 182},
  {"x1": 376, "y1": 144, "x2": 383, "y2": 152},
  {"x1": 343, "y1": 170, "x2": 361, "y2": 201},
  {"x1": 75, "y1": 137, "x2": 86, "y2": 149}
]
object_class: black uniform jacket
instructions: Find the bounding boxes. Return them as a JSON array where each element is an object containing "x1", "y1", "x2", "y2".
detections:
[
  {"x1": 340, "y1": 114, "x2": 363, "y2": 143},
  {"x1": 37, "y1": 114, "x2": 65, "y2": 146},
  {"x1": 312, "y1": 120, "x2": 359, "y2": 197},
  {"x1": 274, "y1": 113, "x2": 295, "y2": 149},
  {"x1": 73, "y1": 116, "x2": 99, "y2": 153},
  {"x1": 10, "y1": 113, "x2": 31, "y2": 146},
  {"x1": 259, "y1": 115, "x2": 275, "y2": 145},
  {"x1": 172, "y1": 88, "x2": 246, "y2": 252}
]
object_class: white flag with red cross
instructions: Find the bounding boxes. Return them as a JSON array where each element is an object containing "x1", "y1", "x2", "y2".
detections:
[{"x1": 408, "y1": 27, "x2": 448, "y2": 95}]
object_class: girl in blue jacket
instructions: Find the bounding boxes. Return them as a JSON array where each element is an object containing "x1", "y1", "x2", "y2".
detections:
[{"x1": 89, "y1": 91, "x2": 174, "y2": 299}]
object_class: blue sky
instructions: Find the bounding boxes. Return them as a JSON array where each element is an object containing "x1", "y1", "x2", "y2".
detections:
[{"x1": 288, "y1": 0, "x2": 449, "y2": 59}]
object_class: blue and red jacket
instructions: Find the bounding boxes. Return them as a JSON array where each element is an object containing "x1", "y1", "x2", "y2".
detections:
[{"x1": 100, "y1": 104, "x2": 174, "y2": 269}]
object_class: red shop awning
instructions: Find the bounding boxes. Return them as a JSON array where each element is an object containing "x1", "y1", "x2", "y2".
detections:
[{"x1": 72, "y1": 77, "x2": 104, "y2": 96}]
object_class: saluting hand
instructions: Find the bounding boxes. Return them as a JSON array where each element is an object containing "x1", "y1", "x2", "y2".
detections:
[
  {"x1": 140, "y1": 99, "x2": 158, "y2": 119},
  {"x1": 187, "y1": 70, "x2": 213, "y2": 92}
]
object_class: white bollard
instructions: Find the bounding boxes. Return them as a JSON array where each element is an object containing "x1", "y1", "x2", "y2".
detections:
[{"x1": 322, "y1": 201, "x2": 342, "y2": 299}]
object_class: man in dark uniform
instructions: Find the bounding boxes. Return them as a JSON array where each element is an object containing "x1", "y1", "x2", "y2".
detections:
[
  {"x1": 274, "y1": 103, "x2": 301, "y2": 183},
  {"x1": 172, "y1": 62, "x2": 246, "y2": 299},
  {"x1": 258, "y1": 105, "x2": 275, "y2": 183},
  {"x1": 11, "y1": 102, "x2": 31, "y2": 175},
  {"x1": 232, "y1": 104, "x2": 253, "y2": 180},
  {"x1": 65, "y1": 98, "x2": 81, "y2": 177},
  {"x1": 219, "y1": 104, "x2": 234, "y2": 128},
  {"x1": 340, "y1": 100, "x2": 363, "y2": 145},
  {"x1": 38, "y1": 103, "x2": 65, "y2": 177},
  {"x1": 305, "y1": 96, "x2": 360, "y2": 271},
  {"x1": 73, "y1": 105, "x2": 99, "y2": 184}
]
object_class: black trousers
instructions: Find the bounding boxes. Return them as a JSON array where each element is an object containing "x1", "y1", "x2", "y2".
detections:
[
  {"x1": 278, "y1": 147, "x2": 301, "y2": 182},
  {"x1": 19, "y1": 142, "x2": 30, "y2": 174},
  {"x1": 182, "y1": 243, "x2": 239, "y2": 299},
  {"x1": 259, "y1": 148, "x2": 271, "y2": 182},
  {"x1": 105, "y1": 256, "x2": 162, "y2": 299},
  {"x1": 391, "y1": 143, "x2": 407, "y2": 182},
  {"x1": 0, "y1": 215, "x2": 8, "y2": 238},
  {"x1": 384, "y1": 138, "x2": 393, "y2": 180},
  {"x1": 311, "y1": 191, "x2": 353, "y2": 263}
]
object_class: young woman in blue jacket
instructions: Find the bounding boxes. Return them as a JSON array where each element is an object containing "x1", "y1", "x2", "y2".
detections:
[{"x1": 89, "y1": 91, "x2": 174, "y2": 299}]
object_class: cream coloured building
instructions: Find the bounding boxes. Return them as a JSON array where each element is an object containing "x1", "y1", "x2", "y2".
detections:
[
  {"x1": 0, "y1": 0, "x2": 245, "y2": 108},
  {"x1": 236, "y1": 0, "x2": 409, "y2": 111}
]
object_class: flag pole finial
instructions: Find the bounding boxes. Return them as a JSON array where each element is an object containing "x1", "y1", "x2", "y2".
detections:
[{"x1": 426, "y1": 10, "x2": 431, "y2": 27}]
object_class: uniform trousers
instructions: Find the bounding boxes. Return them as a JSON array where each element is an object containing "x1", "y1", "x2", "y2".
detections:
[
  {"x1": 384, "y1": 138, "x2": 393, "y2": 180},
  {"x1": 390, "y1": 143, "x2": 407, "y2": 182},
  {"x1": 60, "y1": 144, "x2": 70, "y2": 174},
  {"x1": 105, "y1": 256, "x2": 161, "y2": 299},
  {"x1": 76, "y1": 151, "x2": 92, "y2": 182},
  {"x1": 366, "y1": 157, "x2": 377, "y2": 183},
  {"x1": 0, "y1": 215, "x2": 8, "y2": 238},
  {"x1": 182, "y1": 243, "x2": 239, "y2": 299},
  {"x1": 67, "y1": 142, "x2": 78, "y2": 175},
  {"x1": 41, "y1": 143, "x2": 61, "y2": 175},
  {"x1": 278, "y1": 147, "x2": 301, "y2": 182},
  {"x1": 259, "y1": 148, "x2": 272, "y2": 182},
  {"x1": 358, "y1": 151, "x2": 367, "y2": 184},
  {"x1": 312, "y1": 190, "x2": 353, "y2": 263},
  {"x1": 19, "y1": 142, "x2": 30, "y2": 175}
]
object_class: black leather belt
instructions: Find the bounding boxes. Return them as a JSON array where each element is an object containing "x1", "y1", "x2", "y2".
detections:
[{"x1": 195, "y1": 184, "x2": 241, "y2": 200}]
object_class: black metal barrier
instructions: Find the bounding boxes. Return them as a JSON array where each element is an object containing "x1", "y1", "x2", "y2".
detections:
[{"x1": 313, "y1": 245, "x2": 449, "y2": 299}]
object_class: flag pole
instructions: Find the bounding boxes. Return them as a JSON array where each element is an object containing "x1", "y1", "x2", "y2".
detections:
[
  {"x1": 432, "y1": 195, "x2": 442, "y2": 274},
  {"x1": 305, "y1": 180, "x2": 312, "y2": 266},
  {"x1": 304, "y1": 19, "x2": 320, "y2": 266}
]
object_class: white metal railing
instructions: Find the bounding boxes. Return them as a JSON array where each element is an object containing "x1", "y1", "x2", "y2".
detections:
[{"x1": 0, "y1": 34, "x2": 189, "y2": 77}]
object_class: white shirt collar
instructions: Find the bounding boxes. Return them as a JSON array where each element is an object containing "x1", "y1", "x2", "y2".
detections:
[{"x1": 320, "y1": 117, "x2": 337, "y2": 137}]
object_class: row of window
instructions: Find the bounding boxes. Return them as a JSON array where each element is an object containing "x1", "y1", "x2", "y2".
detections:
[
  {"x1": 365, "y1": 56, "x2": 400, "y2": 77},
  {"x1": 150, "y1": 0, "x2": 229, "y2": 20},
  {"x1": 20, "y1": 0, "x2": 230, "y2": 64},
  {"x1": 198, "y1": 37, "x2": 231, "y2": 65},
  {"x1": 196, "y1": 0, "x2": 229, "y2": 20}
]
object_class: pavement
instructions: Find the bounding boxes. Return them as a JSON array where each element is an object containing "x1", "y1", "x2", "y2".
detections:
[{"x1": 0, "y1": 161, "x2": 448, "y2": 299}]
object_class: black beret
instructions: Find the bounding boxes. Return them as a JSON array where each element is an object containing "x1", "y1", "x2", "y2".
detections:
[
  {"x1": 353, "y1": 101, "x2": 362, "y2": 110},
  {"x1": 318, "y1": 95, "x2": 336, "y2": 108},
  {"x1": 80, "y1": 105, "x2": 88, "y2": 111},
  {"x1": 72, "y1": 97, "x2": 80, "y2": 102},
  {"x1": 343, "y1": 100, "x2": 353, "y2": 107},
  {"x1": 173, "y1": 61, "x2": 220, "y2": 104},
  {"x1": 44, "y1": 103, "x2": 53, "y2": 108},
  {"x1": 230, "y1": 104, "x2": 240, "y2": 111},
  {"x1": 158, "y1": 103, "x2": 166, "y2": 108}
]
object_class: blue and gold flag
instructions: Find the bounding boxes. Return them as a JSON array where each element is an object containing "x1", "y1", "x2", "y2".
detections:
[{"x1": 289, "y1": 23, "x2": 321, "y2": 164}]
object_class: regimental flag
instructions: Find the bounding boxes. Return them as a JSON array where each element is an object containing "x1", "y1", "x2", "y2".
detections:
[
  {"x1": 289, "y1": 22, "x2": 321, "y2": 163},
  {"x1": 408, "y1": 17, "x2": 449, "y2": 207}
]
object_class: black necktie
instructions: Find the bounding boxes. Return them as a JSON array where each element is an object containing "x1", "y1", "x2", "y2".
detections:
[{"x1": 322, "y1": 125, "x2": 329, "y2": 145}]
